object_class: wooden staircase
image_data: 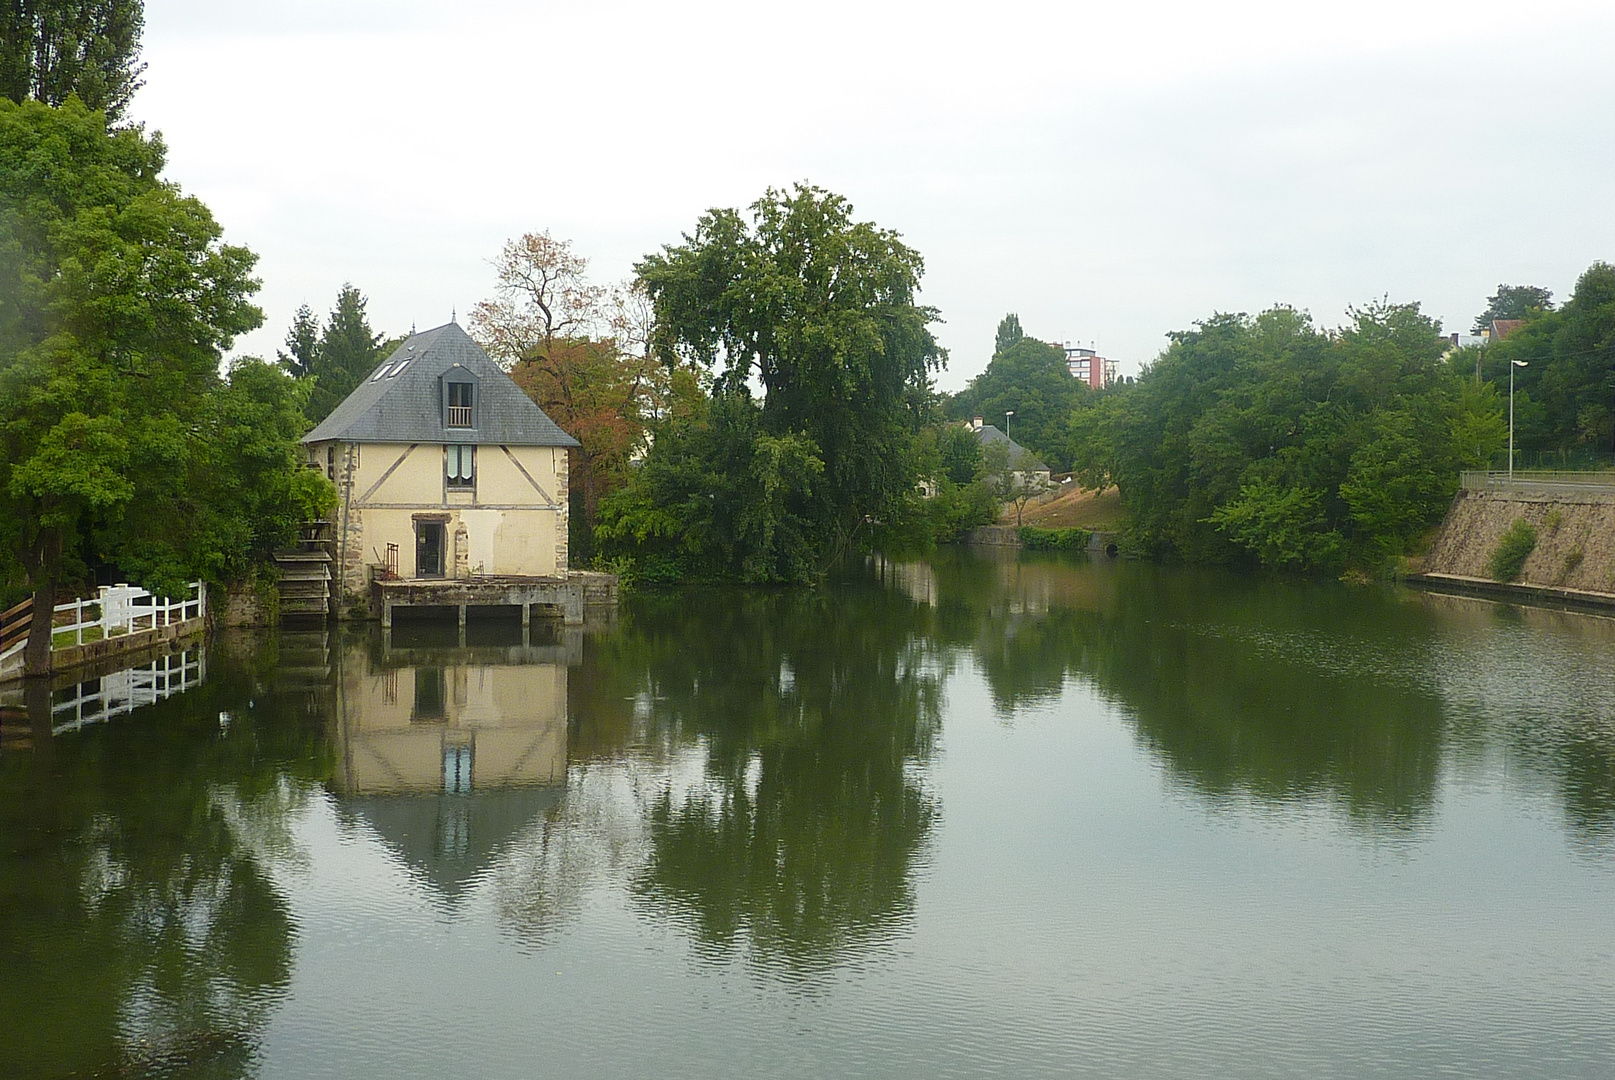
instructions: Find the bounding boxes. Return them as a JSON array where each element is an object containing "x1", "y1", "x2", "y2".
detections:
[{"x1": 273, "y1": 519, "x2": 334, "y2": 620}]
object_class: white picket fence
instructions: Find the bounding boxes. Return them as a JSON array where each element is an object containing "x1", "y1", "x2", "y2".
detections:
[{"x1": 0, "y1": 581, "x2": 205, "y2": 669}]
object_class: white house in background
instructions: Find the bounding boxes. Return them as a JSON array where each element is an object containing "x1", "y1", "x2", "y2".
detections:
[
  {"x1": 301, "y1": 323, "x2": 580, "y2": 604},
  {"x1": 969, "y1": 416, "x2": 1051, "y2": 488}
]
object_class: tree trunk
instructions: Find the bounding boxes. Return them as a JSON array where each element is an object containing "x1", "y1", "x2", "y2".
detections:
[{"x1": 23, "y1": 576, "x2": 55, "y2": 677}]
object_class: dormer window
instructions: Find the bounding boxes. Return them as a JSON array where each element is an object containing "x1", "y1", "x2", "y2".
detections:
[{"x1": 446, "y1": 381, "x2": 474, "y2": 428}]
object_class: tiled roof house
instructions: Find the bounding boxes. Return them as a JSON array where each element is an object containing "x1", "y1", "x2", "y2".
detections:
[{"x1": 302, "y1": 322, "x2": 579, "y2": 601}]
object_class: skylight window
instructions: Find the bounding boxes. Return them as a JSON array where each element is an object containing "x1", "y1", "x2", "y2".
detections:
[{"x1": 386, "y1": 358, "x2": 410, "y2": 378}]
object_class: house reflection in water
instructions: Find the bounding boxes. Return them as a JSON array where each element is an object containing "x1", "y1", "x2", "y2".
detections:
[{"x1": 328, "y1": 624, "x2": 575, "y2": 900}]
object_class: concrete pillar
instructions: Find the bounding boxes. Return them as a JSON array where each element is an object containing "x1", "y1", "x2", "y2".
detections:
[
  {"x1": 458, "y1": 604, "x2": 467, "y2": 628},
  {"x1": 380, "y1": 599, "x2": 392, "y2": 629},
  {"x1": 521, "y1": 602, "x2": 531, "y2": 627},
  {"x1": 564, "y1": 586, "x2": 583, "y2": 626}
]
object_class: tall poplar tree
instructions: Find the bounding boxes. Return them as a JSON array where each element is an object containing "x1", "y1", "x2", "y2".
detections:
[
  {"x1": 0, "y1": 0, "x2": 146, "y2": 121},
  {"x1": 301, "y1": 284, "x2": 385, "y2": 424}
]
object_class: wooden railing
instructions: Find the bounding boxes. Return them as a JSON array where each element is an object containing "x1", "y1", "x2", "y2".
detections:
[
  {"x1": 446, "y1": 405, "x2": 473, "y2": 428},
  {"x1": 1, "y1": 597, "x2": 32, "y2": 654}
]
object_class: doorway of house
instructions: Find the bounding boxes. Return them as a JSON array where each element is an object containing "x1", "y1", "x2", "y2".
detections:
[{"x1": 415, "y1": 521, "x2": 445, "y2": 578}]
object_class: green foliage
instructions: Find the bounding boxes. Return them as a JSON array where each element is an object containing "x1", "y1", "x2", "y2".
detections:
[
  {"x1": 935, "y1": 422, "x2": 983, "y2": 485},
  {"x1": 947, "y1": 335, "x2": 1081, "y2": 470},
  {"x1": 276, "y1": 302, "x2": 318, "y2": 379},
  {"x1": 0, "y1": 0, "x2": 146, "y2": 121},
  {"x1": 596, "y1": 391, "x2": 826, "y2": 585},
  {"x1": 620, "y1": 184, "x2": 944, "y2": 579},
  {"x1": 1018, "y1": 526, "x2": 1091, "y2": 551},
  {"x1": 994, "y1": 312, "x2": 1024, "y2": 355},
  {"x1": 1071, "y1": 302, "x2": 1481, "y2": 572},
  {"x1": 118, "y1": 358, "x2": 327, "y2": 591},
  {"x1": 936, "y1": 480, "x2": 998, "y2": 540},
  {"x1": 1489, "y1": 518, "x2": 1537, "y2": 582},
  {"x1": 1473, "y1": 283, "x2": 1553, "y2": 333},
  {"x1": 0, "y1": 97, "x2": 265, "y2": 617},
  {"x1": 1482, "y1": 263, "x2": 1615, "y2": 454},
  {"x1": 300, "y1": 284, "x2": 386, "y2": 424}
]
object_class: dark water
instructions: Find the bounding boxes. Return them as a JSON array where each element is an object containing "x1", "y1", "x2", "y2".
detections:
[{"x1": 3, "y1": 549, "x2": 1614, "y2": 1079}]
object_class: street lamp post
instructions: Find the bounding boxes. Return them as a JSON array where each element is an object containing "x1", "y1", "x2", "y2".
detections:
[
  {"x1": 1509, "y1": 360, "x2": 1528, "y2": 480},
  {"x1": 1005, "y1": 410, "x2": 1014, "y2": 443}
]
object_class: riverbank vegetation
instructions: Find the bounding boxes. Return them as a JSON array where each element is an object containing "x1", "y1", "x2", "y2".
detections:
[
  {"x1": 1471, "y1": 263, "x2": 1615, "y2": 458},
  {"x1": 1068, "y1": 302, "x2": 1507, "y2": 573},
  {"x1": 0, "y1": 92, "x2": 331, "y2": 668}
]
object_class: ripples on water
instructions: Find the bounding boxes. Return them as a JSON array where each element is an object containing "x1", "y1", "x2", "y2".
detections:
[{"x1": 2, "y1": 550, "x2": 1613, "y2": 1078}]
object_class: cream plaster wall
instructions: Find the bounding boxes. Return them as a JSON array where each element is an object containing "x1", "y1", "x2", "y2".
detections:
[{"x1": 309, "y1": 440, "x2": 570, "y2": 589}]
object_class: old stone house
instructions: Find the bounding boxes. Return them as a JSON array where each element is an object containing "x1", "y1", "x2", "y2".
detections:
[{"x1": 301, "y1": 322, "x2": 580, "y2": 608}]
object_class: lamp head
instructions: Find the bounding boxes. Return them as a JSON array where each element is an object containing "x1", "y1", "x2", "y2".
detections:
[{"x1": 1512, "y1": 360, "x2": 1529, "y2": 367}]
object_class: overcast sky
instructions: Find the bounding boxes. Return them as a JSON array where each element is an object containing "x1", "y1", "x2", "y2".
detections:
[{"x1": 133, "y1": 0, "x2": 1615, "y2": 390}]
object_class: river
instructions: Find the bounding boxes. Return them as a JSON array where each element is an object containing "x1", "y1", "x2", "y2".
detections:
[{"x1": 2, "y1": 548, "x2": 1613, "y2": 1078}]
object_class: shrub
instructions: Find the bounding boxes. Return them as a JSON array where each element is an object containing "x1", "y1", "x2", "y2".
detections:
[
  {"x1": 1019, "y1": 526, "x2": 1093, "y2": 551},
  {"x1": 1488, "y1": 518, "x2": 1537, "y2": 582}
]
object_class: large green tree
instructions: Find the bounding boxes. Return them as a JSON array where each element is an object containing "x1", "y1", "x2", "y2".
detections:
[
  {"x1": 0, "y1": 0, "x2": 145, "y2": 121},
  {"x1": 613, "y1": 184, "x2": 944, "y2": 579},
  {"x1": 1480, "y1": 262, "x2": 1615, "y2": 455},
  {"x1": 1071, "y1": 302, "x2": 1503, "y2": 572},
  {"x1": 1472, "y1": 283, "x2": 1553, "y2": 333},
  {"x1": 0, "y1": 97, "x2": 262, "y2": 672},
  {"x1": 948, "y1": 334, "x2": 1083, "y2": 470}
]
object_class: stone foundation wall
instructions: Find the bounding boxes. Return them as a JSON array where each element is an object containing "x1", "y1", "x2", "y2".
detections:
[{"x1": 222, "y1": 585, "x2": 274, "y2": 628}]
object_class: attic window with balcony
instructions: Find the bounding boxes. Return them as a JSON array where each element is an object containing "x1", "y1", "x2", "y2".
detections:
[{"x1": 446, "y1": 381, "x2": 474, "y2": 428}]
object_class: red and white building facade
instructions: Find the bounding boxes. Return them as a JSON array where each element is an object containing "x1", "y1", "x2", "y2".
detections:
[{"x1": 1065, "y1": 345, "x2": 1118, "y2": 389}]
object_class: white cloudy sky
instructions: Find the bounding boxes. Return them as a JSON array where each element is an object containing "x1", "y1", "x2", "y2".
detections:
[{"x1": 133, "y1": 0, "x2": 1615, "y2": 390}]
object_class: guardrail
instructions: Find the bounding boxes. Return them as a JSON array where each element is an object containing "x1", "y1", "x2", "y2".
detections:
[{"x1": 1460, "y1": 470, "x2": 1615, "y2": 492}]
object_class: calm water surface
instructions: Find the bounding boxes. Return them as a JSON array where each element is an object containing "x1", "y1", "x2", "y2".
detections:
[{"x1": 3, "y1": 550, "x2": 1614, "y2": 1079}]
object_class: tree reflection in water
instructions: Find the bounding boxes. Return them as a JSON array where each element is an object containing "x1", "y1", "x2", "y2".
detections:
[
  {"x1": 0, "y1": 638, "x2": 329, "y2": 1079},
  {"x1": 578, "y1": 587, "x2": 942, "y2": 975},
  {"x1": 924, "y1": 547, "x2": 1615, "y2": 841}
]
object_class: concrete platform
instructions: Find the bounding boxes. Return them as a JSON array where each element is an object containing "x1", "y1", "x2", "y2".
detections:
[{"x1": 372, "y1": 571, "x2": 617, "y2": 628}]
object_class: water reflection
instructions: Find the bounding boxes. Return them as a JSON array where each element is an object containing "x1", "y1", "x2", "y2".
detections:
[
  {"x1": 917, "y1": 547, "x2": 1615, "y2": 840},
  {"x1": 0, "y1": 641, "x2": 327, "y2": 1079},
  {"x1": 580, "y1": 589, "x2": 942, "y2": 973},
  {"x1": 326, "y1": 621, "x2": 571, "y2": 905}
]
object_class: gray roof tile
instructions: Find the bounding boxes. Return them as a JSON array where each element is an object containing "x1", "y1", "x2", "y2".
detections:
[
  {"x1": 974, "y1": 424, "x2": 1048, "y2": 472},
  {"x1": 300, "y1": 322, "x2": 580, "y2": 447}
]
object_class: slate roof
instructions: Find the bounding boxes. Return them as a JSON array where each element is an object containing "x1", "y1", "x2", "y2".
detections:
[
  {"x1": 974, "y1": 423, "x2": 1048, "y2": 472},
  {"x1": 301, "y1": 322, "x2": 580, "y2": 447}
]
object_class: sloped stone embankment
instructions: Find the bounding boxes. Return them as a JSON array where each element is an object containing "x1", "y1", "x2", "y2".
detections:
[{"x1": 1424, "y1": 487, "x2": 1615, "y2": 597}]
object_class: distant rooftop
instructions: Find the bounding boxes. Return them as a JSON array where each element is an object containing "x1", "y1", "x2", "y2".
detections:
[{"x1": 970, "y1": 419, "x2": 1048, "y2": 473}]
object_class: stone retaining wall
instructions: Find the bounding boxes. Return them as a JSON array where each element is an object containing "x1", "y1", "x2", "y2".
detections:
[{"x1": 1424, "y1": 488, "x2": 1615, "y2": 596}]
